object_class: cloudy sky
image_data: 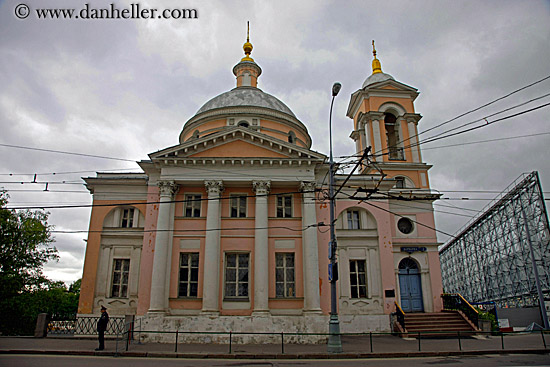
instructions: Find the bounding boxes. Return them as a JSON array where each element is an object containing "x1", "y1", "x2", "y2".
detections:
[{"x1": 1, "y1": 0, "x2": 549, "y2": 284}]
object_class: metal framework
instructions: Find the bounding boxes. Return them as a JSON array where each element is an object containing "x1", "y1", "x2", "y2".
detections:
[{"x1": 439, "y1": 171, "x2": 550, "y2": 308}]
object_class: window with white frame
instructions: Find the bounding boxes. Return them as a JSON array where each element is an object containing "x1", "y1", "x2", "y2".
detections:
[
  {"x1": 349, "y1": 260, "x2": 367, "y2": 298},
  {"x1": 230, "y1": 194, "x2": 247, "y2": 218},
  {"x1": 121, "y1": 208, "x2": 134, "y2": 228},
  {"x1": 179, "y1": 253, "x2": 199, "y2": 297},
  {"x1": 347, "y1": 210, "x2": 360, "y2": 229},
  {"x1": 111, "y1": 259, "x2": 130, "y2": 298},
  {"x1": 184, "y1": 194, "x2": 201, "y2": 217},
  {"x1": 275, "y1": 253, "x2": 295, "y2": 297},
  {"x1": 395, "y1": 177, "x2": 406, "y2": 189},
  {"x1": 224, "y1": 253, "x2": 249, "y2": 299},
  {"x1": 276, "y1": 195, "x2": 292, "y2": 218}
]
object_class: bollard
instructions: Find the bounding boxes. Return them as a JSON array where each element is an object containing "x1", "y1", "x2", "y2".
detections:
[
  {"x1": 418, "y1": 332, "x2": 421, "y2": 351},
  {"x1": 369, "y1": 332, "x2": 373, "y2": 353},
  {"x1": 457, "y1": 331, "x2": 462, "y2": 351},
  {"x1": 115, "y1": 331, "x2": 120, "y2": 357},
  {"x1": 501, "y1": 332, "x2": 504, "y2": 350},
  {"x1": 229, "y1": 331, "x2": 232, "y2": 354},
  {"x1": 281, "y1": 332, "x2": 284, "y2": 354},
  {"x1": 175, "y1": 330, "x2": 178, "y2": 352},
  {"x1": 542, "y1": 330, "x2": 547, "y2": 349},
  {"x1": 126, "y1": 329, "x2": 130, "y2": 351}
]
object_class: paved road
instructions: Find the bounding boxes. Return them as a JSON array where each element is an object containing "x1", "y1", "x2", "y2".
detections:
[{"x1": 1, "y1": 354, "x2": 550, "y2": 367}]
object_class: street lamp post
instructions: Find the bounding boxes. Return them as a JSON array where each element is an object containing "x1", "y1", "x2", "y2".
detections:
[{"x1": 327, "y1": 82, "x2": 343, "y2": 353}]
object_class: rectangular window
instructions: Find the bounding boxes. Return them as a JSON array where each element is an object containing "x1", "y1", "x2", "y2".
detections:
[
  {"x1": 121, "y1": 208, "x2": 134, "y2": 228},
  {"x1": 395, "y1": 177, "x2": 405, "y2": 189},
  {"x1": 179, "y1": 253, "x2": 199, "y2": 297},
  {"x1": 276, "y1": 195, "x2": 292, "y2": 218},
  {"x1": 111, "y1": 259, "x2": 130, "y2": 298},
  {"x1": 347, "y1": 210, "x2": 360, "y2": 229},
  {"x1": 184, "y1": 194, "x2": 201, "y2": 217},
  {"x1": 349, "y1": 260, "x2": 367, "y2": 298},
  {"x1": 230, "y1": 195, "x2": 247, "y2": 218},
  {"x1": 275, "y1": 253, "x2": 295, "y2": 298},
  {"x1": 224, "y1": 253, "x2": 249, "y2": 299}
]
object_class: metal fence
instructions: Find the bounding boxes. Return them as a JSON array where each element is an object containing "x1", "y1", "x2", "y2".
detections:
[
  {"x1": 112, "y1": 323, "x2": 549, "y2": 356},
  {"x1": 48, "y1": 316, "x2": 127, "y2": 336}
]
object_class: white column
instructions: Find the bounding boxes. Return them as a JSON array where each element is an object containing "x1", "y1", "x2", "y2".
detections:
[
  {"x1": 202, "y1": 180, "x2": 223, "y2": 314},
  {"x1": 372, "y1": 119, "x2": 382, "y2": 160},
  {"x1": 149, "y1": 181, "x2": 178, "y2": 313},
  {"x1": 300, "y1": 181, "x2": 322, "y2": 312},
  {"x1": 408, "y1": 120, "x2": 421, "y2": 163},
  {"x1": 97, "y1": 245, "x2": 111, "y2": 298},
  {"x1": 364, "y1": 120, "x2": 372, "y2": 150},
  {"x1": 252, "y1": 180, "x2": 270, "y2": 314}
]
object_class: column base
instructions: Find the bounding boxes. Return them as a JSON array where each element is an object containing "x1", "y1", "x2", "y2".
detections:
[
  {"x1": 251, "y1": 310, "x2": 270, "y2": 317},
  {"x1": 327, "y1": 314, "x2": 343, "y2": 353},
  {"x1": 200, "y1": 310, "x2": 220, "y2": 318},
  {"x1": 147, "y1": 309, "x2": 167, "y2": 316},
  {"x1": 303, "y1": 308, "x2": 323, "y2": 315}
]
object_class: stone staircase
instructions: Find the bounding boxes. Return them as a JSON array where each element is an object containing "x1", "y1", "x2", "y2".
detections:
[{"x1": 401, "y1": 311, "x2": 479, "y2": 337}]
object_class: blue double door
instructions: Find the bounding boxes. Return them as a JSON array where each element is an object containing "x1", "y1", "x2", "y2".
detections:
[{"x1": 398, "y1": 258, "x2": 424, "y2": 312}]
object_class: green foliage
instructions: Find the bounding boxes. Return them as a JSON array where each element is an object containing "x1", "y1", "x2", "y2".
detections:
[
  {"x1": 0, "y1": 191, "x2": 79, "y2": 335},
  {"x1": 476, "y1": 307, "x2": 499, "y2": 331}
]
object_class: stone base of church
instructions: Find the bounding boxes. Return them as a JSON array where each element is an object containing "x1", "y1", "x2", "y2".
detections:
[{"x1": 136, "y1": 313, "x2": 390, "y2": 344}]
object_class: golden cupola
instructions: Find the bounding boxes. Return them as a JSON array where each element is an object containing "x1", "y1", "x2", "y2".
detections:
[
  {"x1": 233, "y1": 21, "x2": 262, "y2": 88},
  {"x1": 362, "y1": 40, "x2": 395, "y2": 88}
]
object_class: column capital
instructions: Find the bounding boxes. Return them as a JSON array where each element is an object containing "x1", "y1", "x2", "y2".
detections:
[
  {"x1": 158, "y1": 181, "x2": 179, "y2": 197},
  {"x1": 205, "y1": 180, "x2": 224, "y2": 197},
  {"x1": 252, "y1": 180, "x2": 271, "y2": 195},
  {"x1": 300, "y1": 181, "x2": 317, "y2": 194}
]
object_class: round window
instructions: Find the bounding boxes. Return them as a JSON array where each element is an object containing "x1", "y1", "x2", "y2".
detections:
[{"x1": 397, "y1": 217, "x2": 414, "y2": 234}]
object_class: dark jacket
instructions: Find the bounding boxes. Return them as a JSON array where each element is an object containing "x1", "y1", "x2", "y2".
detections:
[{"x1": 97, "y1": 311, "x2": 109, "y2": 332}]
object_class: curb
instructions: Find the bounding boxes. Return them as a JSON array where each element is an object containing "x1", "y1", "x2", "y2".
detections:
[{"x1": 0, "y1": 349, "x2": 548, "y2": 359}]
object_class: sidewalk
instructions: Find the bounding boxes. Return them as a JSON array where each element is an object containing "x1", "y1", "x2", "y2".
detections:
[{"x1": 0, "y1": 333, "x2": 548, "y2": 359}]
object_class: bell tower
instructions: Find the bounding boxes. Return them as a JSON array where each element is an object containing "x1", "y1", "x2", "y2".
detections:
[{"x1": 346, "y1": 41, "x2": 431, "y2": 190}]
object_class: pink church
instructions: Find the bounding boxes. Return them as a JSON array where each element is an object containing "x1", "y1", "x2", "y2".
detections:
[{"x1": 78, "y1": 35, "x2": 443, "y2": 340}]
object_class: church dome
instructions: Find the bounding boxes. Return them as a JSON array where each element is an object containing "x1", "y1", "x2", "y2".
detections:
[
  {"x1": 196, "y1": 87, "x2": 296, "y2": 118},
  {"x1": 362, "y1": 72, "x2": 395, "y2": 88},
  {"x1": 179, "y1": 26, "x2": 312, "y2": 148}
]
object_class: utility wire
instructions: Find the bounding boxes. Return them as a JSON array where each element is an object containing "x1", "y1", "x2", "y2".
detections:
[
  {"x1": 345, "y1": 193, "x2": 457, "y2": 238},
  {"x1": 51, "y1": 223, "x2": 325, "y2": 234},
  {"x1": 382, "y1": 75, "x2": 550, "y2": 156},
  {"x1": 422, "y1": 131, "x2": 550, "y2": 151},
  {"x1": 0, "y1": 143, "x2": 137, "y2": 162},
  {"x1": 373, "y1": 99, "x2": 550, "y2": 159}
]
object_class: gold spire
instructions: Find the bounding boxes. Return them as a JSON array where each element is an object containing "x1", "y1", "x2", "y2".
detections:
[
  {"x1": 372, "y1": 40, "x2": 382, "y2": 74},
  {"x1": 241, "y1": 21, "x2": 254, "y2": 62}
]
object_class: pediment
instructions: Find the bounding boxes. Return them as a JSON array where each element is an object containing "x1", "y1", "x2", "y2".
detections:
[
  {"x1": 149, "y1": 127, "x2": 326, "y2": 166},
  {"x1": 347, "y1": 79, "x2": 419, "y2": 118},
  {"x1": 368, "y1": 79, "x2": 418, "y2": 93}
]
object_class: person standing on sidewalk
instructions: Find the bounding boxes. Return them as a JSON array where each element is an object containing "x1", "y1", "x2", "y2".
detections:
[{"x1": 95, "y1": 306, "x2": 109, "y2": 351}]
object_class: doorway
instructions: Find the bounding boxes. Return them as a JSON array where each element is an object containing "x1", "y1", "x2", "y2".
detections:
[{"x1": 398, "y1": 258, "x2": 424, "y2": 312}]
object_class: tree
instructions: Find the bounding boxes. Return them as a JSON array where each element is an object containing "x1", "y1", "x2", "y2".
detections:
[{"x1": 0, "y1": 190, "x2": 60, "y2": 335}]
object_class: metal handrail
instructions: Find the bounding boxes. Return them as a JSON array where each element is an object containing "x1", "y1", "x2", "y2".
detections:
[
  {"x1": 442, "y1": 293, "x2": 479, "y2": 326},
  {"x1": 394, "y1": 301, "x2": 406, "y2": 331}
]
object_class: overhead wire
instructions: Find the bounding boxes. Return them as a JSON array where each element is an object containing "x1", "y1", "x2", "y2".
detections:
[{"x1": 378, "y1": 74, "x2": 550, "y2": 156}]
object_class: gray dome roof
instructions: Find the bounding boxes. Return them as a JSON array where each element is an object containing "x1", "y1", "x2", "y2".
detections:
[
  {"x1": 362, "y1": 72, "x2": 395, "y2": 89},
  {"x1": 196, "y1": 87, "x2": 296, "y2": 118}
]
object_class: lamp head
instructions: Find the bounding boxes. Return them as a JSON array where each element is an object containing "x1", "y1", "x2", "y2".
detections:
[{"x1": 332, "y1": 82, "x2": 342, "y2": 97}]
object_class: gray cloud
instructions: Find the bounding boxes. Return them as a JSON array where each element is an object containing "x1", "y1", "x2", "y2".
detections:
[{"x1": 1, "y1": 0, "x2": 549, "y2": 282}]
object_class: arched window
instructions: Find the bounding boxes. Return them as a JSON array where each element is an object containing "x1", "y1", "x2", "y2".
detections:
[
  {"x1": 399, "y1": 258, "x2": 419, "y2": 274},
  {"x1": 288, "y1": 131, "x2": 296, "y2": 144},
  {"x1": 238, "y1": 121, "x2": 250, "y2": 128},
  {"x1": 384, "y1": 113, "x2": 404, "y2": 160},
  {"x1": 192, "y1": 130, "x2": 200, "y2": 139}
]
